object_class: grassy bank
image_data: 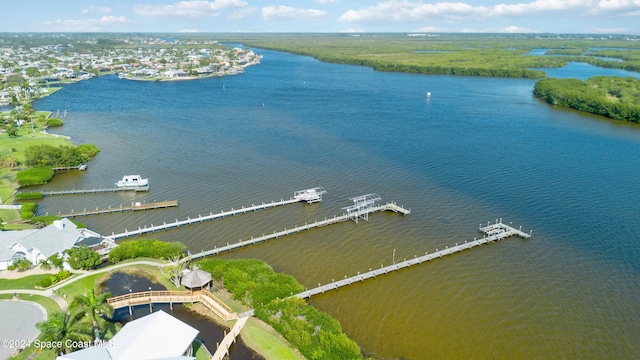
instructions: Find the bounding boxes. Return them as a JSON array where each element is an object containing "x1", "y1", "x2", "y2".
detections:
[{"x1": 0, "y1": 112, "x2": 73, "y2": 223}]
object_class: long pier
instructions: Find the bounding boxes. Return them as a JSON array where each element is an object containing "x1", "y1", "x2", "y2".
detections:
[
  {"x1": 293, "y1": 220, "x2": 530, "y2": 299},
  {"x1": 183, "y1": 202, "x2": 410, "y2": 262},
  {"x1": 55, "y1": 200, "x2": 178, "y2": 218},
  {"x1": 42, "y1": 186, "x2": 148, "y2": 196}
]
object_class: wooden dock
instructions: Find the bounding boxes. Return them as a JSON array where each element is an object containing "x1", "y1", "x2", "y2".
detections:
[
  {"x1": 293, "y1": 220, "x2": 530, "y2": 299},
  {"x1": 55, "y1": 200, "x2": 178, "y2": 218},
  {"x1": 107, "y1": 290, "x2": 237, "y2": 321},
  {"x1": 42, "y1": 186, "x2": 148, "y2": 195},
  {"x1": 52, "y1": 164, "x2": 87, "y2": 171},
  {"x1": 183, "y1": 202, "x2": 410, "y2": 262}
]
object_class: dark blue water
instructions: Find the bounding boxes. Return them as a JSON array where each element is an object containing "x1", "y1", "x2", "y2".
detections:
[{"x1": 32, "y1": 50, "x2": 640, "y2": 359}]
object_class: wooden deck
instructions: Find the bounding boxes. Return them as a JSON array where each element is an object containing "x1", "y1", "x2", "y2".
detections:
[
  {"x1": 107, "y1": 290, "x2": 237, "y2": 321},
  {"x1": 293, "y1": 221, "x2": 530, "y2": 299},
  {"x1": 55, "y1": 200, "x2": 178, "y2": 217}
]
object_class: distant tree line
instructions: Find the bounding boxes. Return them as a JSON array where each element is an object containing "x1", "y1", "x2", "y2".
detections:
[{"x1": 533, "y1": 76, "x2": 640, "y2": 123}]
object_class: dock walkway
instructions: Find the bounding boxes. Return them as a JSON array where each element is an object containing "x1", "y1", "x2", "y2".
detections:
[
  {"x1": 184, "y1": 202, "x2": 410, "y2": 262},
  {"x1": 293, "y1": 220, "x2": 530, "y2": 299},
  {"x1": 42, "y1": 186, "x2": 148, "y2": 196},
  {"x1": 109, "y1": 197, "x2": 300, "y2": 240},
  {"x1": 55, "y1": 200, "x2": 178, "y2": 218}
]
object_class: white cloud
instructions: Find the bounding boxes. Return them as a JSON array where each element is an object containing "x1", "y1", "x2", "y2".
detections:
[
  {"x1": 262, "y1": 6, "x2": 329, "y2": 21},
  {"x1": 39, "y1": 16, "x2": 132, "y2": 32},
  {"x1": 338, "y1": 0, "x2": 640, "y2": 25},
  {"x1": 499, "y1": 25, "x2": 537, "y2": 33},
  {"x1": 177, "y1": 28, "x2": 200, "y2": 32},
  {"x1": 228, "y1": 6, "x2": 257, "y2": 20},
  {"x1": 82, "y1": 6, "x2": 112, "y2": 14},
  {"x1": 315, "y1": 0, "x2": 339, "y2": 3},
  {"x1": 133, "y1": 0, "x2": 248, "y2": 18}
]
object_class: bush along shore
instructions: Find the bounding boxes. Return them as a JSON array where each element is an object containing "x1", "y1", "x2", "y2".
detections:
[{"x1": 197, "y1": 258, "x2": 370, "y2": 359}]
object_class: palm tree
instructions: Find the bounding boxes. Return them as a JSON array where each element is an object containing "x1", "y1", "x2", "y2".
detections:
[
  {"x1": 36, "y1": 311, "x2": 92, "y2": 355},
  {"x1": 71, "y1": 290, "x2": 114, "y2": 341}
]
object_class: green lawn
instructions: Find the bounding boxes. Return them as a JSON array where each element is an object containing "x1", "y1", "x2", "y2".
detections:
[
  {"x1": 241, "y1": 317, "x2": 306, "y2": 360},
  {"x1": 0, "y1": 293, "x2": 61, "y2": 314},
  {"x1": 0, "y1": 274, "x2": 53, "y2": 290}
]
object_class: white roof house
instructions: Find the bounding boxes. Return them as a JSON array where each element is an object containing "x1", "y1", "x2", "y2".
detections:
[
  {"x1": 57, "y1": 310, "x2": 199, "y2": 360},
  {"x1": 0, "y1": 218, "x2": 102, "y2": 271}
]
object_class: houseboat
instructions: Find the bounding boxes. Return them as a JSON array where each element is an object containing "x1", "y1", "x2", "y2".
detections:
[{"x1": 116, "y1": 175, "x2": 149, "y2": 190}]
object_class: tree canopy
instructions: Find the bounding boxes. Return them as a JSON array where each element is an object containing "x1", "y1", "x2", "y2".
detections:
[{"x1": 533, "y1": 76, "x2": 640, "y2": 123}]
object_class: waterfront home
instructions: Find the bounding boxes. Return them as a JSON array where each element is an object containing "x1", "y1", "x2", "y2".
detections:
[
  {"x1": 163, "y1": 69, "x2": 189, "y2": 79},
  {"x1": 0, "y1": 218, "x2": 103, "y2": 271},
  {"x1": 57, "y1": 310, "x2": 200, "y2": 360}
]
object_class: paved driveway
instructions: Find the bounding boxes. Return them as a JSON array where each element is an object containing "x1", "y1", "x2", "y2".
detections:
[{"x1": 0, "y1": 300, "x2": 46, "y2": 360}]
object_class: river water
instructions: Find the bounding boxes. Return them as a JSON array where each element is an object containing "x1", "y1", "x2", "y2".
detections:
[{"x1": 30, "y1": 51, "x2": 640, "y2": 359}]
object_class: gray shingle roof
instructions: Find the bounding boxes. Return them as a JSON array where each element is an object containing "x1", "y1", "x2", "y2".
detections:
[{"x1": 180, "y1": 269, "x2": 211, "y2": 289}]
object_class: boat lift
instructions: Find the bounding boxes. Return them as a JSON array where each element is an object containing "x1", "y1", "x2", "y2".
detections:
[
  {"x1": 293, "y1": 187, "x2": 327, "y2": 204},
  {"x1": 342, "y1": 193, "x2": 382, "y2": 223}
]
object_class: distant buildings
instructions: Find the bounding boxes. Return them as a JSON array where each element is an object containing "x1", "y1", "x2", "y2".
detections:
[{"x1": 0, "y1": 35, "x2": 262, "y2": 101}]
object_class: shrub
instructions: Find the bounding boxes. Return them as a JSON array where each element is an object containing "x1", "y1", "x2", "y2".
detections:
[
  {"x1": 20, "y1": 202, "x2": 37, "y2": 219},
  {"x1": 48, "y1": 254, "x2": 64, "y2": 269},
  {"x1": 16, "y1": 192, "x2": 44, "y2": 200},
  {"x1": 76, "y1": 144, "x2": 100, "y2": 159},
  {"x1": 55, "y1": 270, "x2": 71, "y2": 282},
  {"x1": 255, "y1": 298, "x2": 363, "y2": 360},
  {"x1": 66, "y1": 246, "x2": 101, "y2": 270},
  {"x1": 108, "y1": 239, "x2": 186, "y2": 263},
  {"x1": 197, "y1": 258, "x2": 363, "y2": 359},
  {"x1": 35, "y1": 270, "x2": 71, "y2": 288},
  {"x1": 23, "y1": 144, "x2": 100, "y2": 168},
  {"x1": 46, "y1": 118, "x2": 64, "y2": 127},
  {"x1": 197, "y1": 258, "x2": 303, "y2": 307},
  {"x1": 8, "y1": 258, "x2": 33, "y2": 271},
  {"x1": 16, "y1": 167, "x2": 54, "y2": 187}
]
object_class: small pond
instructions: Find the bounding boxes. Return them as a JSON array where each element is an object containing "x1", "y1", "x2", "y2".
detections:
[{"x1": 102, "y1": 272, "x2": 263, "y2": 360}]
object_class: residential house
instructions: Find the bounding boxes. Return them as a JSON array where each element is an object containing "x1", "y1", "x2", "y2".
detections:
[
  {"x1": 0, "y1": 218, "x2": 104, "y2": 270},
  {"x1": 57, "y1": 310, "x2": 200, "y2": 360}
]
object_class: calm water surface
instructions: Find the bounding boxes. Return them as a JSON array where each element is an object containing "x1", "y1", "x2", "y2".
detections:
[{"x1": 31, "y1": 52, "x2": 640, "y2": 359}]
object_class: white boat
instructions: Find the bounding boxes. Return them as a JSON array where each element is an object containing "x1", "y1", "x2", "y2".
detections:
[{"x1": 116, "y1": 175, "x2": 149, "y2": 190}]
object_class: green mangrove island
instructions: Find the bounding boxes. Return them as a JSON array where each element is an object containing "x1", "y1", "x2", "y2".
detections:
[
  {"x1": 534, "y1": 76, "x2": 640, "y2": 123},
  {"x1": 220, "y1": 33, "x2": 640, "y2": 79}
]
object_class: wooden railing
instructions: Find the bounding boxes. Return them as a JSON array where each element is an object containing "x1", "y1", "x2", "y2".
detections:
[{"x1": 107, "y1": 290, "x2": 237, "y2": 321}]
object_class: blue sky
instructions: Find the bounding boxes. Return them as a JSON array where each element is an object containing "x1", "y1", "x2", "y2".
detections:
[{"x1": 2, "y1": 0, "x2": 639, "y2": 34}]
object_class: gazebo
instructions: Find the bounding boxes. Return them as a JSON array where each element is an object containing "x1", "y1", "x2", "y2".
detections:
[{"x1": 181, "y1": 269, "x2": 212, "y2": 292}]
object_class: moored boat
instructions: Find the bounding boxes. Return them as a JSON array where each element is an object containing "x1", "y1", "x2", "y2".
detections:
[{"x1": 116, "y1": 175, "x2": 149, "y2": 190}]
